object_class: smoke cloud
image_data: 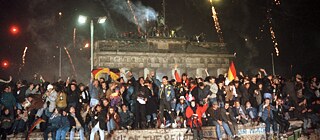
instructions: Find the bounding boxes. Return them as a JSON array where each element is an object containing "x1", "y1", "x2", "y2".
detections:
[{"x1": 102, "y1": 0, "x2": 158, "y2": 32}]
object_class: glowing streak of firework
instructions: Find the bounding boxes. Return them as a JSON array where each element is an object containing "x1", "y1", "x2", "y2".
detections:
[
  {"x1": 267, "y1": 10, "x2": 280, "y2": 56},
  {"x1": 19, "y1": 47, "x2": 28, "y2": 73},
  {"x1": 211, "y1": 6, "x2": 224, "y2": 43},
  {"x1": 274, "y1": 0, "x2": 281, "y2": 5},
  {"x1": 127, "y1": 0, "x2": 142, "y2": 35},
  {"x1": 73, "y1": 28, "x2": 76, "y2": 48},
  {"x1": 64, "y1": 47, "x2": 77, "y2": 77}
]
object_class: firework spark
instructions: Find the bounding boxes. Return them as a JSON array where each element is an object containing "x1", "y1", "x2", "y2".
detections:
[
  {"x1": 19, "y1": 47, "x2": 28, "y2": 73},
  {"x1": 267, "y1": 10, "x2": 280, "y2": 56},
  {"x1": 127, "y1": 0, "x2": 142, "y2": 35},
  {"x1": 64, "y1": 47, "x2": 77, "y2": 77},
  {"x1": 274, "y1": 0, "x2": 281, "y2": 5},
  {"x1": 211, "y1": 5, "x2": 224, "y2": 43}
]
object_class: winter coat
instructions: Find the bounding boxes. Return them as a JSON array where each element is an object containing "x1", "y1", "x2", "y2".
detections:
[
  {"x1": 14, "y1": 86, "x2": 28, "y2": 103},
  {"x1": 221, "y1": 107, "x2": 237, "y2": 122},
  {"x1": 56, "y1": 92, "x2": 67, "y2": 108},
  {"x1": 0, "y1": 114, "x2": 13, "y2": 129},
  {"x1": 90, "y1": 110, "x2": 106, "y2": 130},
  {"x1": 186, "y1": 104, "x2": 208, "y2": 127},
  {"x1": 48, "y1": 113, "x2": 60, "y2": 128},
  {"x1": 57, "y1": 115, "x2": 70, "y2": 128},
  {"x1": 68, "y1": 113, "x2": 85, "y2": 128},
  {"x1": 79, "y1": 90, "x2": 90, "y2": 104},
  {"x1": 153, "y1": 77, "x2": 175, "y2": 102},
  {"x1": 119, "y1": 111, "x2": 133, "y2": 124},
  {"x1": 0, "y1": 92, "x2": 16, "y2": 109},
  {"x1": 206, "y1": 82, "x2": 218, "y2": 99},
  {"x1": 198, "y1": 85, "x2": 211, "y2": 102},
  {"x1": 27, "y1": 94, "x2": 44, "y2": 111},
  {"x1": 258, "y1": 103, "x2": 275, "y2": 121},
  {"x1": 67, "y1": 90, "x2": 79, "y2": 105}
]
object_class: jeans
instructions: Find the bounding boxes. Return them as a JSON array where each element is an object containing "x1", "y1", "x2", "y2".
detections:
[
  {"x1": 90, "y1": 122, "x2": 104, "y2": 140},
  {"x1": 56, "y1": 127, "x2": 70, "y2": 140},
  {"x1": 146, "y1": 113, "x2": 157, "y2": 122},
  {"x1": 70, "y1": 127, "x2": 84, "y2": 140},
  {"x1": 43, "y1": 126, "x2": 57, "y2": 140},
  {"x1": 303, "y1": 118, "x2": 310, "y2": 132},
  {"x1": 264, "y1": 118, "x2": 278, "y2": 134},
  {"x1": 247, "y1": 109, "x2": 257, "y2": 119},
  {"x1": 212, "y1": 121, "x2": 233, "y2": 139},
  {"x1": 11, "y1": 119, "x2": 26, "y2": 133},
  {"x1": 107, "y1": 119, "x2": 116, "y2": 133}
]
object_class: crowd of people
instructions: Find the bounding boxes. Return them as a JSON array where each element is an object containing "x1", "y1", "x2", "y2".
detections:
[{"x1": 0, "y1": 67, "x2": 320, "y2": 140}]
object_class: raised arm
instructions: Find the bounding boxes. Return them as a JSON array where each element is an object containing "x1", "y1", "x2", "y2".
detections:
[{"x1": 174, "y1": 64, "x2": 181, "y2": 83}]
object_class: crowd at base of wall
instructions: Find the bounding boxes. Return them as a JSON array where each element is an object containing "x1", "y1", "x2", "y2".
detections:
[{"x1": 7, "y1": 120, "x2": 320, "y2": 140}]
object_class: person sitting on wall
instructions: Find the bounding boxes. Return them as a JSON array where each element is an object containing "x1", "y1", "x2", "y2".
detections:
[{"x1": 186, "y1": 98, "x2": 208, "y2": 140}]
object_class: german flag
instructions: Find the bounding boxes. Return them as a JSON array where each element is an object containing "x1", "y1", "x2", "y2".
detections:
[
  {"x1": 227, "y1": 61, "x2": 237, "y2": 82},
  {"x1": 92, "y1": 68, "x2": 120, "y2": 81},
  {"x1": 27, "y1": 118, "x2": 46, "y2": 140},
  {"x1": 225, "y1": 61, "x2": 237, "y2": 85}
]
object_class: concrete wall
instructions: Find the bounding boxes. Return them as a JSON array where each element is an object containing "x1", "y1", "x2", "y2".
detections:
[{"x1": 93, "y1": 38, "x2": 233, "y2": 79}]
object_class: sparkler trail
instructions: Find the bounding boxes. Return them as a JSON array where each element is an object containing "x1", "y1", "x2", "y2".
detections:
[
  {"x1": 211, "y1": 5, "x2": 224, "y2": 43},
  {"x1": 19, "y1": 47, "x2": 28, "y2": 73},
  {"x1": 64, "y1": 47, "x2": 77, "y2": 77},
  {"x1": 127, "y1": 0, "x2": 142, "y2": 35},
  {"x1": 267, "y1": 9, "x2": 280, "y2": 56}
]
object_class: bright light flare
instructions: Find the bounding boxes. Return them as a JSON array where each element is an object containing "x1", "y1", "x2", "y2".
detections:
[
  {"x1": 1, "y1": 60, "x2": 9, "y2": 68},
  {"x1": 78, "y1": 15, "x2": 87, "y2": 24},
  {"x1": 84, "y1": 43, "x2": 89, "y2": 48},
  {"x1": 10, "y1": 25, "x2": 19, "y2": 35},
  {"x1": 98, "y1": 16, "x2": 107, "y2": 24}
]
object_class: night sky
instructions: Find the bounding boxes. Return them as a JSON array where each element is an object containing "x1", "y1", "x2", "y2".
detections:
[{"x1": 0, "y1": 0, "x2": 320, "y2": 82}]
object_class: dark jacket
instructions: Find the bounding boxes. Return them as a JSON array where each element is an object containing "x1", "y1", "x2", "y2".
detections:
[
  {"x1": 57, "y1": 115, "x2": 70, "y2": 128},
  {"x1": 90, "y1": 110, "x2": 106, "y2": 130},
  {"x1": 119, "y1": 110, "x2": 134, "y2": 124},
  {"x1": 232, "y1": 105, "x2": 247, "y2": 117},
  {"x1": 14, "y1": 86, "x2": 28, "y2": 103},
  {"x1": 0, "y1": 92, "x2": 16, "y2": 109},
  {"x1": 221, "y1": 107, "x2": 237, "y2": 123},
  {"x1": 198, "y1": 85, "x2": 211, "y2": 102},
  {"x1": 48, "y1": 114, "x2": 60, "y2": 128},
  {"x1": 68, "y1": 113, "x2": 85, "y2": 128},
  {"x1": 206, "y1": 107, "x2": 222, "y2": 121},
  {"x1": 0, "y1": 114, "x2": 13, "y2": 129},
  {"x1": 67, "y1": 90, "x2": 79, "y2": 105}
]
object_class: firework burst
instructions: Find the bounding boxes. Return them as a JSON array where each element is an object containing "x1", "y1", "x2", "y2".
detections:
[
  {"x1": 64, "y1": 47, "x2": 77, "y2": 77},
  {"x1": 267, "y1": 9, "x2": 280, "y2": 56},
  {"x1": 127, "y1": 0, "x2": 142, "y2": 35},
  {"x1": 19, "y1": 47, "x2": 28, "y2": 73},
  {"x1": 210, "y1": 4, "x2": 224, "y2": 43}
]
